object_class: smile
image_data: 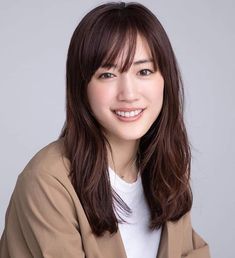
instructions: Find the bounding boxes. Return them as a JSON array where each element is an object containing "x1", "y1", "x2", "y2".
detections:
[
  {"x1": 112, "y1": 109, "x2": 145, "y2": 122},
  {"x1": 114, "y1": 109, "x2": 143, "y2": 117}
]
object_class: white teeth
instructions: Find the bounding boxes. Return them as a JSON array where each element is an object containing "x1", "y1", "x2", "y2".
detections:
[{"x1": 114, "y1": 109, "x2": 143, "y2": 117}]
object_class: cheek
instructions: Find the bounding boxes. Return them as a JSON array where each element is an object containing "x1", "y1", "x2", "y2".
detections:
[
  {"x1": 146, "y1": 80, "x2": 164, "y2": 103},
  {"x1": 87, "y1": 83, "x2": 113, "y2": 111}
]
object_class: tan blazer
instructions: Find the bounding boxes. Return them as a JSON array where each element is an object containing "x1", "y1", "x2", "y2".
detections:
[{"x1": 0, "y1": 138, "x2": 211, "y2": 258}]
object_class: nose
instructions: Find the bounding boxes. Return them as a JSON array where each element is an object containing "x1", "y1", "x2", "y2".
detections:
[{"x1": 117, "y1": 74, "x2": 139, "y2": 102}]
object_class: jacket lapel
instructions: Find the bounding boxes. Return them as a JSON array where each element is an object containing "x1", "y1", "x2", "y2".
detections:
[
  {"x1": 156, "y1": 223, "x2": 168, "y2": 258},
  {"x1": 157, "y1": 219, "x2": 183, "y2": 258},
  {"x1": 96, "y1": 228, "x2": 127, "y2": 258}
]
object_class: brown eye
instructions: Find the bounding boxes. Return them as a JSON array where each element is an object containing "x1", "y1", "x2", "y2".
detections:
[
  {"x1": 138, "y1": 69, "x2": 153, "y2": 76},
  {"x1": 98, "y1": 73, "x2": 115, "y2": 79}
]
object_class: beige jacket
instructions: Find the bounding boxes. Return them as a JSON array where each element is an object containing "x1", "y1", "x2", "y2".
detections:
[{"x1": 0, "y1": 138, "x2": 211, "y2": 258}]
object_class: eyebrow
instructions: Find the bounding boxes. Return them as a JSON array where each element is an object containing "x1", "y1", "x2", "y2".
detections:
[{"x1": 101, "y1": 58, "x2": 154, "y2": 68}]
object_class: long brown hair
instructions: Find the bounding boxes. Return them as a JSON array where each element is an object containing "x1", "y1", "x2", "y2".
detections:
[{"x1": 58, "y1": 1, "x2": 193, "y2": 236}]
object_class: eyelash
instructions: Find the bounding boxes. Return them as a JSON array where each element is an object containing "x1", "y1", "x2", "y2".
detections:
[{"x1": 98, "y1": 69, "x2": 154, "y2": 79}]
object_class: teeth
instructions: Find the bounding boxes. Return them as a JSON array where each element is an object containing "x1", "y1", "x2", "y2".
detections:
[{"x1": 114, "y1": 109, "x2": 143, "y2": 117}]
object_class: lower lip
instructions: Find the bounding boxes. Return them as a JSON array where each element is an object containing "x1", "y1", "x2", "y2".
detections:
[{"x1": 113, "y1": 110, "x2": 144, "y2": 122}]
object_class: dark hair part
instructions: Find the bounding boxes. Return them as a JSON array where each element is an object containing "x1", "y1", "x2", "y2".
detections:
[{"x1": 58, "y1": 1, "x2": 193, "y2": 236}]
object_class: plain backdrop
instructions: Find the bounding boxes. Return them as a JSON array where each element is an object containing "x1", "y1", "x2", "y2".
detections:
[{"x1": 0, "y1": 1, "x2": 234, "y2": 257}]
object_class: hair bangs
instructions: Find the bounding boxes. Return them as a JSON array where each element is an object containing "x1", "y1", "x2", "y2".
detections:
[
  {"x1": 83, "y1": 6, "x2": 161, "y2": 80},
  {"x1": 100, "y1": 27, "x2": 161, "y2": 76},
  {"x1": 100, "y1": 26, "x2": 138, "y2": 73},
  {"x1": 85, "y1": 11, "x2": 142, "y2": 77}
]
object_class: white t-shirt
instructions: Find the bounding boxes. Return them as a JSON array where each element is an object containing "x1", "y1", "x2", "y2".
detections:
[{"x1": 108, "y1": 166, "x2": 162, "y2": 258}]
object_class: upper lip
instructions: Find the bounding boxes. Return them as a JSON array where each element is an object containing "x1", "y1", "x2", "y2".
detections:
[{"x1": 112, "y1": 107, "x2": 145, "y2": 112}]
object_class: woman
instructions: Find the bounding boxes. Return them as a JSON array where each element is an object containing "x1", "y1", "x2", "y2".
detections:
[{"x1": 0, "y1": 2, "x2": 211, "y2": 258}]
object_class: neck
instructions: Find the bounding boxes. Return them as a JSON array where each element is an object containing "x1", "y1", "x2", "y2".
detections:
[{"x1": 107, "y1": 137, "x2": 140, "y2": 182}]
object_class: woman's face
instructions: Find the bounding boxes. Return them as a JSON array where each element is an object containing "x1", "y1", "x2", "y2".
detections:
[{"x1": 87, "y1": 34, "x2": 164, "y2": 143}]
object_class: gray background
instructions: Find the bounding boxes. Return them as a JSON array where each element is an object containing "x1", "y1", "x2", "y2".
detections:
[{"x1": 0, "y1": 0, "x2": 234, "y2": 257}]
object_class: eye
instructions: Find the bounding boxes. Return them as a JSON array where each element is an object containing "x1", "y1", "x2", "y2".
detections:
[
  {"x1": 98, "y1": 72, "x2": 116, "y2": 79},
  {"x1": 138, "y1": 69, "x2": 153, "y2": 76}
]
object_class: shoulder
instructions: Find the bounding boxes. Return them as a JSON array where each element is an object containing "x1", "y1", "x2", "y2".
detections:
[
  {"x1": 18, "y1": 137, "x2": 71, "y2": 180},
  {"x1": 11, "y1": 137, "x2": 80, "y2": 216},
  {"x1": 13, "y1": 137, "x2": 76, "y2": 201},
  {"x1": 1, "y1": 139, "x2": 84, "y2": 258}
]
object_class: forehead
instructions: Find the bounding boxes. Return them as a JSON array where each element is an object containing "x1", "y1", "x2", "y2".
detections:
[
  {"x1": 134, "y1": 34, "x2": 152, "y2": 57},
  {"x1": 120, "y1": 34, "x2": 151, "y2": 62},
  {"x1": 101, "y1": 34, "x2": 153, "y2": 70}
]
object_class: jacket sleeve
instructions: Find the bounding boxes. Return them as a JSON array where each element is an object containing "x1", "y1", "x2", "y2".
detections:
[
  {"x1": 1, "y1": 171, "x2": 85, "y2": 258},
  {"x1": 182, "y1": 212, "x2": 211, "y2": 258}
]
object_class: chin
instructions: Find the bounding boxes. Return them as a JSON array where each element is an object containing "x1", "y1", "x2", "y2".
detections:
[
  {"x1": 116, "y1": 131, "x2": 146, "y2": 141},
  {"x1": 103, "y1": 126, "x2": 150, "y2": 142}
]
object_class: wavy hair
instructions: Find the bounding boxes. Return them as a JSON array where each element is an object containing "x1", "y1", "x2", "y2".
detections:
[{"x1": 58, "y1": 1, "x2": 193, "y2": 236}]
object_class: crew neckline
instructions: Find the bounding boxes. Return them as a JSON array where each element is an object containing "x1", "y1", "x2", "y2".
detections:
[{"x1": 108, "y1": 166, "x2": 141, "y2": 193}]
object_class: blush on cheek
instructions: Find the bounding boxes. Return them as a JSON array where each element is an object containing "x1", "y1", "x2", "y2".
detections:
[
  {"x1": 87, "y1": 85, "x2": 113, "y2": 114},
  {"x1": 149, "y1": 87, "x2": 164, "y2": 102}
]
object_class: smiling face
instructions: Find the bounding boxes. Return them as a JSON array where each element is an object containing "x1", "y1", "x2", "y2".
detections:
[{"x1": 87, "y1": 34, "x2": 164, "y2": 144}]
